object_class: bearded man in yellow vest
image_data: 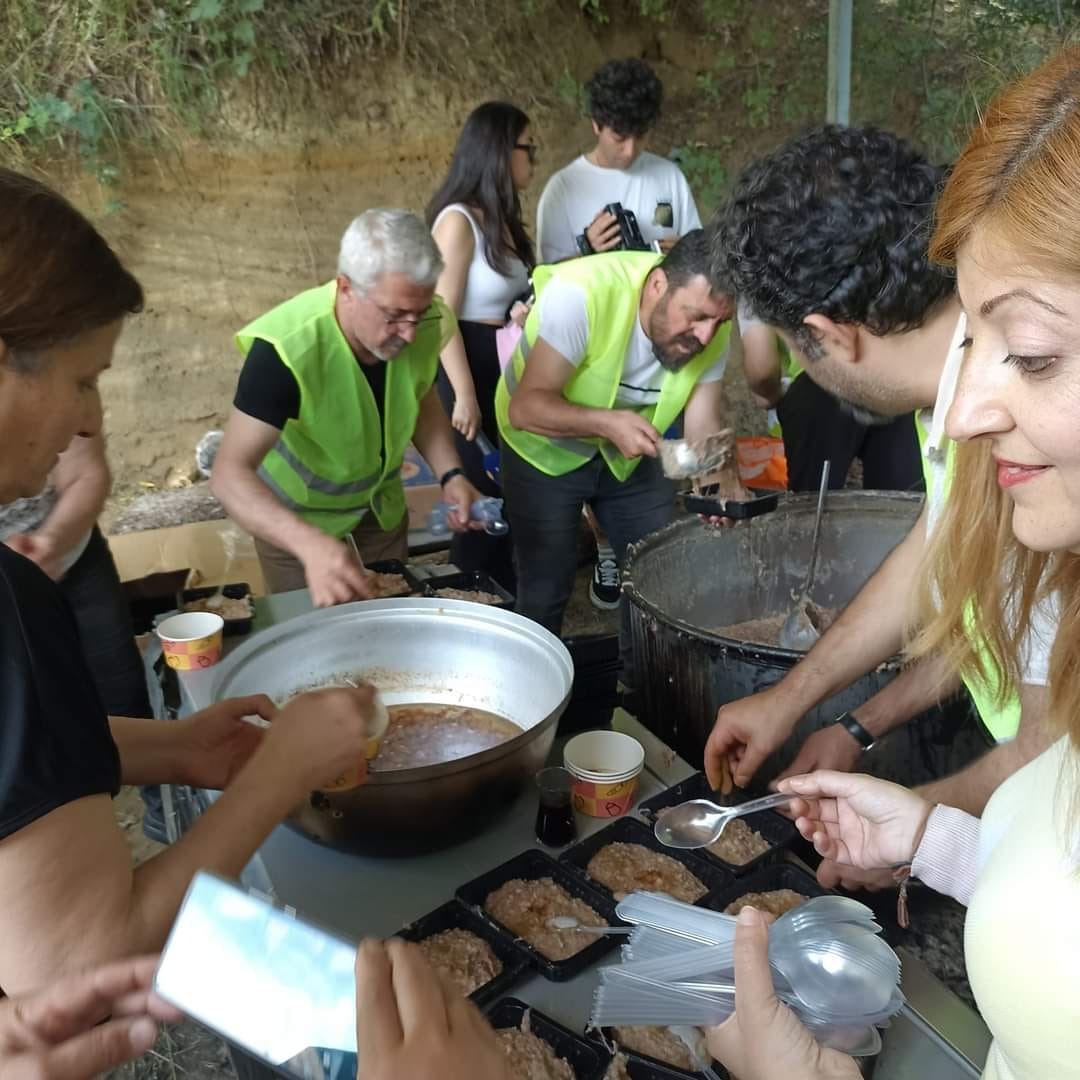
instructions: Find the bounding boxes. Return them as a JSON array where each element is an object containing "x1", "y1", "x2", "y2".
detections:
[
  {"x1": 704, "y1": 126, "x2": 1058, "y2": 887},
  {"x1": 212, "y1": 209, "x2": 483, "y2": 606},
  {"x1": 496, "y1": 230, "x2": 742, "y2": 657}
]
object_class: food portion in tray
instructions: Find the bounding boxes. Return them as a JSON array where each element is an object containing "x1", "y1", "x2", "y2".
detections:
[
  {"x1": 706, "y1": 818, "x2": 772, "y2": 865},
  {"x1": 484, "y1": 878, "x2": 606, "y2": 961},
  {"x1": 723, "y1": 888, "x2": 807, "y2": 916},
  {"x1": 416, "y1": 928, "x2": 502, "y2": 998},
  {"x1": 585, "y1": 843, "x2": 708, "y2": 904}
]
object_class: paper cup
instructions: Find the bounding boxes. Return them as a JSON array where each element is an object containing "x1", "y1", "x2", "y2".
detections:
[
  {"x1": 563, "y1": 730, "x2": 645, "y2": 818},
  {"x1": 316, "y1": 695, "x2": 389, "y2": 793},
  {"x1": 156, "y1": 611, "x2": 224, "y2": 671}
]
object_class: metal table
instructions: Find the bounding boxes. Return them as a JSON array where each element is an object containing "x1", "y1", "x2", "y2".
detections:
[{"x1": 160, "y1": 588, "x2": 991, "y2": 1078}]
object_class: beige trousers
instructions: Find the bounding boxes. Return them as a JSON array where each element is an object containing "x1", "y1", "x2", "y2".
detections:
[{"x1": 255, "y1": 512, "x2": 409, "y2": 595}]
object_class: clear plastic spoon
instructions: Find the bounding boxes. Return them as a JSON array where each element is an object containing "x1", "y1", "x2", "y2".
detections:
[
  {"x1": 546, "y1": 916, "x2": 631, "y2": 935},
  {"x1": 654, "y1": 793, "x2": 798, "y2": 849}
]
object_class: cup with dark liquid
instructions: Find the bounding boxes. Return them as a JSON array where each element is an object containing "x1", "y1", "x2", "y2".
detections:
[{"x1": 534, "y1": 766, "x2": 577, "y2": 847}]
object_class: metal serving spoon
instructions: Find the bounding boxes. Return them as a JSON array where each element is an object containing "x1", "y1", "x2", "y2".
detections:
[
  {"x1": 653, "y1": 793, "x2": 798, "y2": 849},
  {"x1": 778, "y1": 459, "x2": 830, "y2": 651}
]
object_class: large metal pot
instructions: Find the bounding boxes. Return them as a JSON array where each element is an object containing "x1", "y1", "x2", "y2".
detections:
[
  {"x1": 625, "y1": 491, "x2": 988, "y2": 786},
  {"x1": 210, "y1": 599, "x2": 573, "y2": 855}
]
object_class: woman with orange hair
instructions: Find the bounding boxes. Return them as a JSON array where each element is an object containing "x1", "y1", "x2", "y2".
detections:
[{"x1": 708, "y1": 48, "x2": 1080, "y2": 1080}]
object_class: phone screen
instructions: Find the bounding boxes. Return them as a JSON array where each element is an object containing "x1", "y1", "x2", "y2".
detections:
[{"x1": 155, "y1": 872, "x2": 358, "y2": 1079}]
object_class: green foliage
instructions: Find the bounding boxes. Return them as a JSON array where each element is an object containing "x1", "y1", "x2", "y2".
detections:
[
  {"x1": 1, "y1": 0, "x2": 1076, "y2": 194},
  {"x1": 556, "y1": 69, "x2": 588, "y2": 115},
  {"x1": 672, "y1": 143, "x2": 731, "y2": 216}
]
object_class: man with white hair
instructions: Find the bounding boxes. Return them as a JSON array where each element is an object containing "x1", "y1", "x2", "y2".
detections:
[{"x1": 213, "y1": 209, "x2": 483, "y2": 606}]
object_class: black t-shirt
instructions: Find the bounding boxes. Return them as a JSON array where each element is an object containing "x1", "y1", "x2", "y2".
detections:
[
  {"x1": 0, "y1": 544, "x2": 121, "y2": 841},
  {"x1": 233, "y1": 338, "x2": 387, "y2": 430}
]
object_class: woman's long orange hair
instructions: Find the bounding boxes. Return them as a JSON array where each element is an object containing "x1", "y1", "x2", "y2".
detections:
[{"x1": 911, "y1": 48, "x2": 1080, "y2": 772}]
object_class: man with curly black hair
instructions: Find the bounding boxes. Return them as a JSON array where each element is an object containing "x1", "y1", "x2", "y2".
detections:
[
  {"x1": 537, "y1": 58, "x2": 701, "y2": 264},
  {"x1": 704, "y1": 126, "x2": 1055, "y2": 878},
  {"x1": 726, "y1": 123, "x2": 931, "y2": 493}
]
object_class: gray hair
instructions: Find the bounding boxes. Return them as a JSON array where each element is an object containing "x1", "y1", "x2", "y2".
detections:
[{"x1": 338, "y1": 208, "x2": 443, "y2": 295}]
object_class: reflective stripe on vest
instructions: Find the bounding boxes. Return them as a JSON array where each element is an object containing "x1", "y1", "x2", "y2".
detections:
[
  {"x1": 914, "y1": 412, "x2": 1020, "y2": 742},
  {"x1": 236, "y1": 281, "x2": 452, "y2": 539},
  {"x1": 495, "y1": 251, "x2": 730, "y2": 480},
  {"x1": 501, "y1": 356, "x2": 606, "y2": 461},
  {"x1": 266, "y1": 438, "x2": 381, "y2": 498}
]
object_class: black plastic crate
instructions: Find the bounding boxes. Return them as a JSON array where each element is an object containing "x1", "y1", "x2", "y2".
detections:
[
  {"x1": 558, "y1": 816, "x2": 732, "y2": 907},
  {"x1": 396, "y1": 899, "x2": 527, "y2": 1007},
  {"x1": 456, "y1": 849, "x2": 623, "y2": 981},
  {"x1": 707, "y1": 862, "x2": 829, "y2": 915},
  {"x1": 421, "y1": 569, "x2": 514, "y2": 609},
  {"x1": 638, "y1": 773, "x2": 796, "y2": 877},
  {"x1": 486, "y1": 998, "x2": 609, "y2": 1080},
  {"x1": 175, "y1": 582, "x2": 254, "y2": 636},
  {"x1": 365, "y1": 559, "x2": 421, "y2": 596}
]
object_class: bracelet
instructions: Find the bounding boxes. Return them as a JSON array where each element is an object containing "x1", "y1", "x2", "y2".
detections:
[
  {"x1": 834, "y1": 711, "x2": 875, "y2": 751},
  {"x1": 439, "y1": 467, "x2": 465, "y2": 487},
  {"x1": 576, "y1": 232, "x2": 594, "y2": 257}
]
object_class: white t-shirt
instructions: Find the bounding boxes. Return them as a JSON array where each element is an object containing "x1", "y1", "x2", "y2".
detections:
[
  {"x1": 536, "y1": 152, "x2": 702, "y2": 264},
  {"x1": 966, "y1": 737, "x2": 1080, "y2": 1080},
  {"x1": 536, "y1": 277, "x2": 727, "y2": 410},
  {"x1": 918, "y1": 316, "x2": 1055, "y2": 688},
  {"x1": 430, "y1": 204, "x2": 529, "y2": 322}
]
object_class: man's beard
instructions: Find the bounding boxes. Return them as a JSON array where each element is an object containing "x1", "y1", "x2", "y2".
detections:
[
  {"x1": 649, "y1": 295, "x2": 704, "y2": 372},
  {"x1": 371, "y1": 336, "x2": 407, "y2": 362}
]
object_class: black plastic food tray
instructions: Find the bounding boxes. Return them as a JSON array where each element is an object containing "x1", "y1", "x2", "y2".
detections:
[
  {"x1": 365, "y1": 559, "x2": 422, "y2": 595},
  {"x1": 682, "y1": 487, "x2": 779, "y2": 520},
  {"x1": 638, "y1": 773, "x2": 796, "y2": 877},
  {"x1": 487, "y1": 998, "x2": 609, "y2": 1080},
  {"x1": 707, "y1": 861, "x2": 829, "y2": 915},
  {"x1": 456, "y1": 849, "x2": 623, "y2": 981},
  {"x1": 396, "y1": 900, "x2": 527, "y2": 1007},
  {"x1": 587, "y1": 1031, "x2": 730, "y2": 1080},
  {"x1": 175, "y1": 582, "x2": 254, "y2": 636},
  {"x1": 421, "y1": 569, "x2": 515, "y2": 609},
  {"x1": 558, "y1": 816, "x2": 732, "y2": 906}
]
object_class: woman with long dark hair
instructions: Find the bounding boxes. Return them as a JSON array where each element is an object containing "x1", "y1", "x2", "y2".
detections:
[{"x1": 427, "y1": 101, "x2": 536, "y2": 587}]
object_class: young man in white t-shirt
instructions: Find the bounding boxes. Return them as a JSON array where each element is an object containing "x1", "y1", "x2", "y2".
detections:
[
  {"x1": 705, "y1": 127, "x2": 1057, "y2": 887},
  {"x1": 537, "y1": 58, "x2": 703, "y2": 606},
  {"x1": 538, "y1": 57, "x2": 702, "y2": 265}
]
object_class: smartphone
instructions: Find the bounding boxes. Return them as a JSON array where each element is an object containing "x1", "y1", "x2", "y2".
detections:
[{"x1": 154, "y1": 871, "x2": 358, "y2": 1079}]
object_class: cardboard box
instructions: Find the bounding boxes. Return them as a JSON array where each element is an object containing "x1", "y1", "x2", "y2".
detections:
[
  {"x1": 108, "y1": 484, "x2": 445, "y2": 598},
  {"x1": 109, "y1": 519, "x2": 266, "y2": 595}
]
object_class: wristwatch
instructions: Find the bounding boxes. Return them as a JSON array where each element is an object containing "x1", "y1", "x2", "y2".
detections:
[{"x1": 834, "y1": 711, "x2": 875, "y2": 751}]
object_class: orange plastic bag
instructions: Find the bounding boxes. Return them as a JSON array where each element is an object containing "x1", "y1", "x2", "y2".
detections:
[{"x1": 736, "y1": 435, "x2": 788, "y2": 491}]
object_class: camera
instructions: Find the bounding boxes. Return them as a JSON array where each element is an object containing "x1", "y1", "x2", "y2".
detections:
[
  {"x1": 603, "y1": 202, "x2": 650, "y2": 251},
  {"x1": 577, "y1": 202, "x2": 651, "y2": 256}
]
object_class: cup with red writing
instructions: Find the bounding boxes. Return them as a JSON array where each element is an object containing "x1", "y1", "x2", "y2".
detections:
[
  {"x1": 156, "y1": 612, "x2": 225, "y2": 671},
  {"x1": 563, "y1": 730, "x2": 645, "y2": 818}
]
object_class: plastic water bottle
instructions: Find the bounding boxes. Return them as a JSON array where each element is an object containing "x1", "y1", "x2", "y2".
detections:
[{"x1": 427, "y1": 496, "x2": 509, "y2": 537}]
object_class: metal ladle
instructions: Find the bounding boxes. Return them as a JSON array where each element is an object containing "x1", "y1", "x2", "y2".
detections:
[
  {"x1": 658, "y1": 430, "x2": 735, "y2": 480},
  {"x1": 653, "y1": 793, "x2": 798, "y2": 849},
  {"x1": 778, "y1": 459, "x2": 830, "y2": 651}
]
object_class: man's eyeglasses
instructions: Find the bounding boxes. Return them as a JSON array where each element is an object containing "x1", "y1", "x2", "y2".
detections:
[
  {"x1": 515, "y1": 143, "x2": 539, "y2": 165},
  {"x1": 368, "y1": 298, "x2": 441, "y2": 329}
]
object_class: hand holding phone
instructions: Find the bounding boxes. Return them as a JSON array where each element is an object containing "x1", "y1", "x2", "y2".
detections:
[{"x1": 355, "y1": 939, "x2": 511, "y2": 1080}]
